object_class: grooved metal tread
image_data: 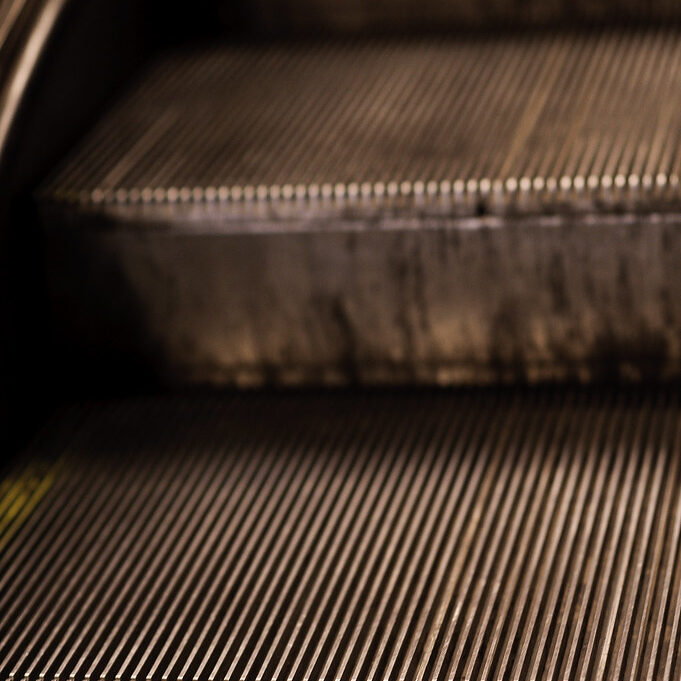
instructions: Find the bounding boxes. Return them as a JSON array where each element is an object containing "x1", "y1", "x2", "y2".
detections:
[
  {"x1": 2, "y1": 389, "x2": 681, "y2": 681},
  {"x1": 42, "y1": 28, "x2": 681, "y2": 220}
]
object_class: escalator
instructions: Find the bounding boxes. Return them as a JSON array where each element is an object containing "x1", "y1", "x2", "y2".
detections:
[{"x1": 2, "y1": 3, "x2": 681, "y2": 680}]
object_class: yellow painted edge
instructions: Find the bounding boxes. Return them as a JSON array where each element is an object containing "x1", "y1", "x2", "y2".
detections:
[{"x1": 0, "y1": 459, "x2": 62, "y2": 553}]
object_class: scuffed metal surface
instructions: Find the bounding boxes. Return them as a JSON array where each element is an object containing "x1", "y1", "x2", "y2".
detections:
[{"x1": 43, "y1": 209, "x2": 681, "y2": 385}]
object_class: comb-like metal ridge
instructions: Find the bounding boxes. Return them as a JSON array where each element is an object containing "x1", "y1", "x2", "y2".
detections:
[
  {"x1": 42, "y1": 28, "x2": 681, "y2": 218},
  {"x1": 2, "y1": 389, "x2": 681, "y2": 681}
]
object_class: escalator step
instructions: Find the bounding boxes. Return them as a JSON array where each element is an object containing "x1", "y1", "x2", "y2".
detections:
[
  {"x1": 1, "y1": 389, "x2": 681, "y2": 680},
  {"x1": 37, "y1": 30, "x2": 681, "y2": 384},
  {"x1": 41, "y1": 29, "x2": 681, "y2": 216}
]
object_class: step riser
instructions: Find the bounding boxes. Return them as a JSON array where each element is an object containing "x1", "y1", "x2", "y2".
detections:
[{"x1": 45, "y1": 212, "x2": 681, "y2": 384}]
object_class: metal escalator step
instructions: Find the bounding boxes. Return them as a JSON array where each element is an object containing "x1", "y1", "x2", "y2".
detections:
[
  {"x1": 1, "y1": 389, "x2": 681, "y2": 680},
  {"x1": 38, "y1": 30, "x2": 681, "y2": 384},
  {"x1": 41, "y1": 29, "x2": 681, "y2": 216}
]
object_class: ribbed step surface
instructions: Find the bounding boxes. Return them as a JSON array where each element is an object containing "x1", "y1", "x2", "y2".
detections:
[
  {"x1": 2, "y1": 389, "x2": 681, "y2": 681},
  {"x1": 42, "y1": 28, "x2": 681, "y2": 216}
]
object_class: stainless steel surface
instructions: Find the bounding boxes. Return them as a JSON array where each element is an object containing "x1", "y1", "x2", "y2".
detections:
[
  {"x1": 2, "y1": 389, "x2": 681, "y2": 680},
  {"x1": 43, "y1": 29, "x2": 681, "y2": 216}
]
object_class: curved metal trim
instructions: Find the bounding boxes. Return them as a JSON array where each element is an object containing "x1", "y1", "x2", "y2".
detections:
[
  {"x1": 0, "y1": 0, "x2": 31, "y2": 52},
  {"x1": 0, "y1": 0, "x2": 70, "y2": 171}
]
